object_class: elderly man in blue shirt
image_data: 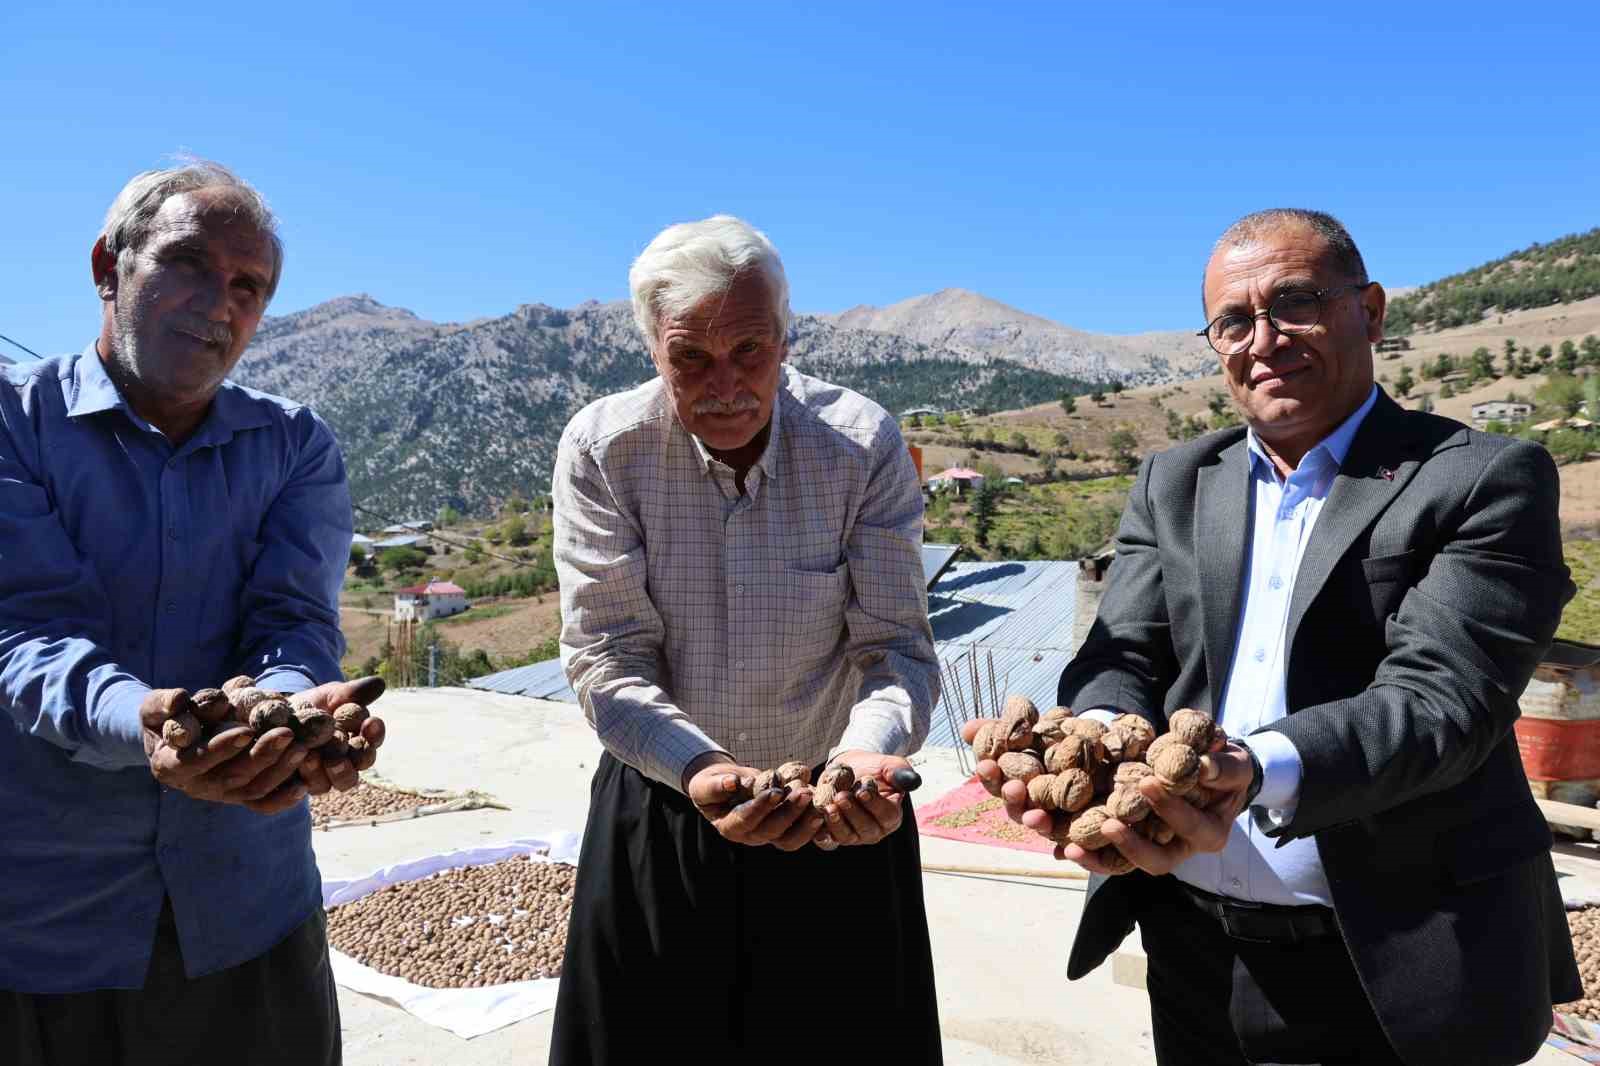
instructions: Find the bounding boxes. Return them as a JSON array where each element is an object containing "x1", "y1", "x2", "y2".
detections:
[{"x1": 0, "y1": 160, "x2": 384, "y2": 1066}]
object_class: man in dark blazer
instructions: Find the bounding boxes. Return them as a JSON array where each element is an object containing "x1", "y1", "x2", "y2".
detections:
[{"x1": 971, "y1": 209, "x2": 1578, "y2": 1065}]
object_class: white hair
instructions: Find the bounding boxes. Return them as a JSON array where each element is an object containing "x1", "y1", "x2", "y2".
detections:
[
  {"x1": 100, "y1": 158, "x2": 283, "y2": 301},
  {"x1": 628, "y1": 214, "x2": 790, "y2": 349}
]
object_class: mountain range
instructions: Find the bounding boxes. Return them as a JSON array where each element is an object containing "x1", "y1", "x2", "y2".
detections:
[{"x1": 231, "y1": 290, "x2": 1211, "y2": 517}]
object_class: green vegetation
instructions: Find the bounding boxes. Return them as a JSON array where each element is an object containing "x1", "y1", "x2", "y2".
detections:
[
  {"x1": 927, "y1": 474, "x2": 1131, "y2": 562},
  {"x1": 1558, "y1": 540, "x2": 1600, "y2": 645},
  {"x1": 435, "y1": 603, "x2": 517, "y2": 625},
  {"x1": 1386, "y1": 227, "x2": 1600, "y2": 335}
]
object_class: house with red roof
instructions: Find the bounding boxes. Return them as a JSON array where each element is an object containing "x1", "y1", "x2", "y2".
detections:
[
  {"x1": 926, "y1": 466, "x2": 986, "y2": 497},
  {"x1": 393, "y1": 578, "x2": 469, "y2": 622}
]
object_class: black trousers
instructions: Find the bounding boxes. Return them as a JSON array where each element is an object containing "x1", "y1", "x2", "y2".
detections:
[
  {"x1": 2, "y1": 900, "x2": 341, "y2": 1066},
  {"x1": 1138, "y1": 876, "x2": 1402, "y2": 1066},
  {"x1": 549, "y1": 753, "x2": 943, "y2": 1064}
]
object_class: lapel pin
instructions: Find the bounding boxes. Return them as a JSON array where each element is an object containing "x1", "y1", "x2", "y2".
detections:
[{"x1": 1378, "y1": 466, "x2": 1395, "y2": 481}]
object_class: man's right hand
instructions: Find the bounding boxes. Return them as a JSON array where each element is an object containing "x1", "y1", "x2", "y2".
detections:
[
  {"x1": 141, "y1": 689, "x2": 309, "y2": 815},
  {"x1": 960, "y1": 718, "x2": 1030, "y2": 822},
  {"x1": 685, "y1": 758, "x2": 824, "y2": 851}
]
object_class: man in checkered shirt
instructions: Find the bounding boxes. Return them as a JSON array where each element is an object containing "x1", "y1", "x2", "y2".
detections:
[{"x1": 548, "y1": 215, "x2": 943, "y2": 1062}]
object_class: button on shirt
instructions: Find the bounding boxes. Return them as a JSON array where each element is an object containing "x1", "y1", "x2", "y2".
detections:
[
  {"x1": 1177, "y1": 386, "x2": 1379, "y2": 906},
  {"x1": 553, "y1": 368, "x2": 940, "y2": 789},
  {"x1": 0, "y1": 346, "x2": 351, "y2": 992}
]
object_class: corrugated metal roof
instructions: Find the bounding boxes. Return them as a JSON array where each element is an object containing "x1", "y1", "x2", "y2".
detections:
[
  {"x1": 925, "y1": 560, "x2": 1078, "y2": 749},
  {"x1": 463, "y1": 557, "x2": 1080, "y2": 743},
  {"x1": 920, "y1": 543, "x2": 961, "y2": 589},
  {"x1": 466, "y1": 657, "x2": 577, "y2": 702}
]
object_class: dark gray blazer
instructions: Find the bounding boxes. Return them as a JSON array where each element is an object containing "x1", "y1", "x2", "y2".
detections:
[{"x1": 1059, "y1": 390, "x2": 1580, "y2": 1066}]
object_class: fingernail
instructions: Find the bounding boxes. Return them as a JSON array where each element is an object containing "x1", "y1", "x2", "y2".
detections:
[
  {"x1": 232, "y1": 734, "x2": 253, "y2": 749},
  {"x1": 765, "y1": 788, "x2": 785, "y2": 802}
]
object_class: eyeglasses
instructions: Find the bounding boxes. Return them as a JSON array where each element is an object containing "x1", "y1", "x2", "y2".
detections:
[{"x1": 1198, "y1": 283, "x2": 1373, "y2": 356}]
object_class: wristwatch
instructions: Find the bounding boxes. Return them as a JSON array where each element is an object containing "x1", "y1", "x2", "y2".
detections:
[{"x1": 1236, "y1": 738, "x2": 1264, "y2": 807}]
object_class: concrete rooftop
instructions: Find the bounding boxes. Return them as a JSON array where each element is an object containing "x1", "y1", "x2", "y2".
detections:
[{"x1": 315, "y1": 687, "x2": 1585, "y2": 1065}]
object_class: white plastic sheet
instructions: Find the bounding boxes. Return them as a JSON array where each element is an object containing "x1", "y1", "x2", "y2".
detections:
[{"x1": 321, "y1": 833, "x2": 581, "y2": 1039}]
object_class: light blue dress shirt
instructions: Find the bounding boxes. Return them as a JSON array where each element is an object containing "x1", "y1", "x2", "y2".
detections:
[
  {"x1": 0, "y1": 345, "x2": 351, "y2": 992},
  {"x1": 1087, "y1": 386, "x2": 1378, "y2": 906}
]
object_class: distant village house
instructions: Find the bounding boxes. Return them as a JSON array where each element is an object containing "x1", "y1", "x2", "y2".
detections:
[
  {"x1": 1470, "y1": 401, "x2": 1532, "y2": 429},
  {"x1": 926, "y1": 466, "x2": 985, "y2": 497},
  {"x1": 393, "y1": 578, "x2": 469, "y2": 622}
]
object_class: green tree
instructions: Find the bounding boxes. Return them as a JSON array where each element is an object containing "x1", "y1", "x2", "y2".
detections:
[
  {"x1": 906, "y1": 413, "x2": 922, "y2": 430},
  {"x1": 1558, "y1": 340, "x2": 1580, "y2": 374},
  {"x1": 1108, "y1": 427, "x2": 1140, "y2": 470},
  {"x1": 378, "y1": 546, "x2": 427, "y2": 574},
  {"x1": 1584, "y1": 374, "x2": 1600, "y2": 420},
  {"x1": 463, "y1": 540, "x2": 485, "y2": 565},
  {"x1": 1165, "y1": 407, "x2": 1185, "y2": 440},
  {"x1": 1009, "y1": 431, "x2": 1031, "y2": 453},
  {"x1": 971, "y1": 481, "x2": 998, "y2": 548},
  {"x1": 1059, "y1": 394, "x2": 1077, "y2": 416},
  {"x1": 1538, "y1": 373, "x2": 1586, "y2": 417},
  {"x1": 1207, "y1": 391, "x2": 1228, "y2": 417},
  {"x1": 1089, "y1": 389, "x2": 1106, "y2": 404},
  {"x1": 1394, "y1": 365, "x2": 1415, "y2": 398},
  {"x1": 1439, "y1": 381, "x2": 1455, "y2": 399},
  {"x1": 1040, "y1": 452, "x2": 1058, "y2": 477},
  {"x1": 436, "y1": 504, "x2": 461, "y2": 527},
  {"x1": 1469, "y1": 346, "x2": 1495, "y2": 382},
  {"x1": 1110, "y1": 381, "x2": 1124, "y2": 394},
  {"x1": 1536, "y1": 344, "x2": 1554, "y2": 365},
  {"x1": 944, "y1": 412, "x2": 964, "y2": 428},
  {"x1": 1053, "y1": 430, "x2": 1072, "y2": 450},
  {"x1": 501, "y1": 514, "x2": 529, "y2": 546},
  {"x1": 1582, "y1": 335, "x2": 1600, "y2": 365}
]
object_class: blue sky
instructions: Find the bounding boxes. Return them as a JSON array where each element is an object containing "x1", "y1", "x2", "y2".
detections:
[{"x1": 3, "y1": 1, "x2": 1596, "y2": 358}]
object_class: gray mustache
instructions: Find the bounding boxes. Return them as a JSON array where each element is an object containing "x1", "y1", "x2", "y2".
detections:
[
  {"x1": 176, "y1": 321, "x2": 232, "y2": 347},
  {"x1": 692, "y1": 395, "x2": 759, "y2": 416}
]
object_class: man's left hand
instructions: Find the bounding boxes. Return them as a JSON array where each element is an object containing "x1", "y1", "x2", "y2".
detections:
[
  {"x1": 1052, "y1": 744, "x2": 1255, "y2": 875},
  {"x1": 291, "y1": 676, "x2": 387, "y2": 795},
  {"x1": 812, "y1": 750, "x2": 910, "y2": 850}
]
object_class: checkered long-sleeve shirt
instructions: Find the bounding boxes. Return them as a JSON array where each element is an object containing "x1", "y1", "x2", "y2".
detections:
[{"x1": 553, "y1": 367, "x2": 939, "y2": 792}]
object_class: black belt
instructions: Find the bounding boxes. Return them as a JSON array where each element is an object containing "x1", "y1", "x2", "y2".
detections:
[{"x1": 1177, "y1": 882, "x2": 1340, "y2": 945}]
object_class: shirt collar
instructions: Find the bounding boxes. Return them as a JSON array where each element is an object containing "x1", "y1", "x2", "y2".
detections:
[
  {"x1": 66, "y1": 340, "x2": 274, "y2": 444},
  {"x1": 1246, "y1": 384, "x2": 1379, "y2": 478},
  {"x1": 686, "y1": 369, "x2": 786, "y2": 481}
]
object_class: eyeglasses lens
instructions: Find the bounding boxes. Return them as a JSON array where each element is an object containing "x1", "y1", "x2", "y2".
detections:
[{"x1": 1271, "y1": 291, "x2": 1320, "y2": 331}]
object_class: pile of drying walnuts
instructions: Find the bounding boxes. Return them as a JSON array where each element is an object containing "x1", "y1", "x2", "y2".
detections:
[
  {"x1": 970, "y1": 696, "x2": 1225, "y2": 874},
  {"x1": 310, "y1": 782, "x2": 429, "y2": 828},
  {"x1": 1558, "y1": 907, "x2": 1600, "y2": 1021},
  {"x1": 155, "y1": 674, "x2": 378, "y2": 770},
  {"x1": 326, "y1": 855, "x2": 576, "y2": 988}
]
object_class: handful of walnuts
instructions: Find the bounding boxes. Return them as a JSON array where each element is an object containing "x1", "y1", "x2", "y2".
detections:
[
  {"x1": 722, "y1": 761, "x2": 884, "y2": 810},
  {"x1": 970, "y1": 697, "x2": 1224, "y2": 875},
  {"x1": 156, "y1": 674, "x2": 380, "y2": 771}
]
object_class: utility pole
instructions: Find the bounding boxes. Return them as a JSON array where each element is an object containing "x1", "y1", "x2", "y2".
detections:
[{"x1": 428, "y1": 642, "x2": 438, "y2": 688}]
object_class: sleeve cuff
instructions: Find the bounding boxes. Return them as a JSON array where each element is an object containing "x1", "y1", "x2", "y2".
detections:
[
  {"x1": 252, "y1": 667, "x2": 317, "y2": 696},
  {"x1": 1245, "y1": 728, "x2": 1302, "y2": 812},
  {"x1": 91, "y1": 677, "x2": 153, "y2": 769},
  {"x1": 1079, "y1": 707, "x2": 1120, "y2": 726},
  {"x1": 832, "y1": 699, "x2": 914, "y2": 762}
]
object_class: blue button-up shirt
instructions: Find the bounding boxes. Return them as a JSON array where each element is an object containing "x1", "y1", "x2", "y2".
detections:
[
  {"x1": 0, "y1": 345, "x2": 351, "y2": 992},
  {"x1": 1174, "y1": 385, "x2": 1379, "y2": 906}
]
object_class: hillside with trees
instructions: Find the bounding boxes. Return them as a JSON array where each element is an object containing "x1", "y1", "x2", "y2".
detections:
[{"x1": 1387, "y1": 227, "x2": 1600, "y2": 335}]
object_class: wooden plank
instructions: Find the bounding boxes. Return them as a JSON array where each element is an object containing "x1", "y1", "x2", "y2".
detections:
[
  {"x1": 1537, "y1": 797, "x2": 1600, "y2": 832},
  {"x1": 921, "y1": 861, "x2": 1088, "y2": 881}
]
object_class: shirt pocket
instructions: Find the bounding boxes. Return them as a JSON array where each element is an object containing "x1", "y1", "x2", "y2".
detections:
[
  {"x1": 783, "y1": 564, "x2": 849, "y2": 660},
  {"x1": 1359, "y1": 548, "x2": 1419, "y2": 625}
]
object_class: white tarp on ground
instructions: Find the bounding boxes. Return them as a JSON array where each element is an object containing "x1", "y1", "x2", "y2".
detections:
[{"x1": 321, "y1": 833, "x2": 581, "y2": 1039}]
